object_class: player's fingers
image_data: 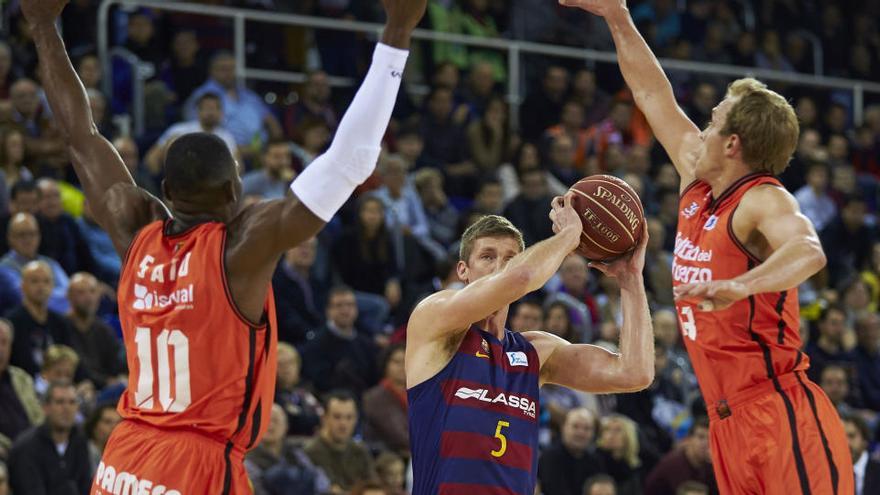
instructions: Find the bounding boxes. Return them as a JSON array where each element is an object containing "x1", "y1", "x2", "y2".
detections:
[
  {"x1": 552, "y1": 196, "x2": 564, "y2": 210},
  {"x1": 697, "y1": 300, "x2": 716, "y2": 311},
  {"x1": 563, "y1": 192, "x2": 574, "y2": 209}
]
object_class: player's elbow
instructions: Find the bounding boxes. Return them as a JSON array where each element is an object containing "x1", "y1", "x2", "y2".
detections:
[
  {"x1": 625, "y1": 368, "x2": 655, "y2": 392},
  {"x1": 802, "y1": 238, "x2": 827, "y2": 275},
  {"x1": 503, "y1": 265, "x2": 536, "y2": 295}
]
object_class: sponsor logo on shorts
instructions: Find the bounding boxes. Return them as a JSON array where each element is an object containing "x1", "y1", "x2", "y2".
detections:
[
  {"x1": 454, "y1": 386, "x2": 537, "y2": 418},
  {"x1": 94, "y1": 462, "x2": 182, "y2": 495},
  {"x1": 506, "y1": 351, "x2": 528, "y2": 367}
]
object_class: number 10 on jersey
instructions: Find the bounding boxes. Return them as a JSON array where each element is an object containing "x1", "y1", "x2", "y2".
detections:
[{"x1": 134, "y1": 327, "x2": 191, "y2": 412}]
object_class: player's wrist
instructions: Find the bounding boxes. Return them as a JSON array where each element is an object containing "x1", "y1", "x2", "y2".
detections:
[{"x1": 605, "y1": 6, "x2": 632, "y2": 28}]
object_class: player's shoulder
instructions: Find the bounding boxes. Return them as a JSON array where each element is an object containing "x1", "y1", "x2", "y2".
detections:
[
  {"x1": 410, "y1": 289, "x2": 460, "y2": 319},
  {"x1": 740, "y1": 181, "x2": 798, "y2": 212}
]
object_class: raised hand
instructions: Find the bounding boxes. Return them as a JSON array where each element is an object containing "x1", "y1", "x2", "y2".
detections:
[
  {"x1": 549, "y1": 193, "x2": 583, "y2": 237},
  {"x1": 588, "y1": 227, "x2": 648, "y2": 285},
  {"x1": 558, "y1": 0, "x2": 627, "y2": 18},
  {"x1": 380, "y1": 0, "x2": 427, "y2": 48},
  {"x1": 21, "y1": 0, "x2": 69, "y2": 25}
]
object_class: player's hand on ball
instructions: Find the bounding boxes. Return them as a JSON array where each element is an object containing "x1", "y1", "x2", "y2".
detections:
[
  {"x1": 558, "y1": 0, "x2": 626, "y2": 17},
  {"x1": 549, "y1": 193, "x2": 583, "y2": 237},
  {"x1": 22, "y1": 0, "x2": 68, "y2": 24},
  {"x1": 674, "y1": 280, "x2": 750, "y2": 311},
  {"x1": 587, "y1": 227, "x2": 648, "y2": 284}
]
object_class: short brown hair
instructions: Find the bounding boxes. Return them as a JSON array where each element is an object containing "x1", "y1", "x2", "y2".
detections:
[
  {"x1": 459, "y1": 215, "x2": 525, "y2": 262},
  {"x1": 721, "y1": 78, "x2": 799, "y2": 175}
]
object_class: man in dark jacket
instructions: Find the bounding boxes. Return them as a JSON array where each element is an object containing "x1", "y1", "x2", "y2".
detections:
[{"x1": 538, "y1": 408, "x2": 606, "y2": 495}]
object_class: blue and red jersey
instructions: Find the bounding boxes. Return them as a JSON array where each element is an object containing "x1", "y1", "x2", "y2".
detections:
[{"x1": 408, "y1": 325, "x2": 541, "y2": 495}]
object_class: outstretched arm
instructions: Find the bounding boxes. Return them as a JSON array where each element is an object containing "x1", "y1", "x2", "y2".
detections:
[
  {"x1": 529, "y1": 231, "x2": 654, "y2": 393},
  {"x1": 561, "y1": 0, "x2": 701, "y2": 187},
  {"x1": 25, "y1": 0, "x2": 160, "y2": 253}
]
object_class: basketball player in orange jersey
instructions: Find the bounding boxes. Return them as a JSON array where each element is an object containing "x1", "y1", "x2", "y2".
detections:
[
  {"x1": 23, "y1": 0, "x2": 426, "y2": 493},
  {"x1": 560, "y1": 1, "x2": 853, "y2": 494}
]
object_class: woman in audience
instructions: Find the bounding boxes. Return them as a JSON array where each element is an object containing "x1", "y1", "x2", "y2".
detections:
[
  {"x1": 363, "y1": 344, "x2": 409, "y2": 456},
  {"x1": 596, "y1": 414, "x2": 643, "y2": 495},
  {"x1": 0, "y1": 128, "x2": 32, "y2": 214}
]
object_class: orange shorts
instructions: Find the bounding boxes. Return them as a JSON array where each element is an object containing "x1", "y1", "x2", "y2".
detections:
[
  {"x1": 90, "y1": 420, "x2": 252, "y2": 495},
  {"x1": 708, "y1": 371, "x2": 853, "y2": 495}
]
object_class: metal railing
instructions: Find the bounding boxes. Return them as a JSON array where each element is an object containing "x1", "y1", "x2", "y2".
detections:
[{"x1": 98, "y1": 0, "x2": 880, "y2": 135}]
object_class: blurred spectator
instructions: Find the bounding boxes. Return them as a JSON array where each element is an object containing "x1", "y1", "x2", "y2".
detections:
[
  {"x1": 290, "y1": 118, "x2": 331, "y2": 170},
  {"x1": 351, "y1": 480, "x2": 389, "y2": 495},
  {"x1": 0, "y1": 128, "x2": 33, "y2": 215},
  {"x1": 66, "y1": 273, "x2": 122, "y2": 388},
  {"x1": 331, "y1": 197, "x2": 399, "y2": 330},
  {"x1": 0, "y1": 41, "x2": 18, "y2": 100},
  {"x1": 570, "y1": 70, "x2": 611, "y2": 128},
  {"x1": 684, "y1": 83, "x2": 717, "y2": 130},
  {"x1": 275, "y1": 343, "x2": 323, "y2": 437},
  {"x1": 631, "y1": 0, "x2": 681, "y2": 47},
  {"x1": 0, "y1": 461, "x2": 7, "y2": 495},
  {"x1": 469, "y1": 179, "x2": 503, "y2": 217},
  {"x1": 147, "y1": 93, "x2": 238, "y2": 173},
  {"x1": 304, "y1": 390, "x2": 376, "y2": 493},
  {"x1": 419, "y1": 87, "x2": 475, "y2": 198},
  {"x1": 462, "y1": 61, "x2": 499, "y2": 118},
  {"x1": 75, "y1": 54, "x2": 103, "y2": 93},
  {"x1": 755, "y1": 31, "x2": 794, "y2": 72},
  {"x1": 83, "y1": 403, "x2": 120, "y2": 474},
  {"x1": 466, "y1": 96, "x2": 509, "y2": 173},
  {"x1": 842, "y1": 415, "x2": 880, "y2": 495},
  {"x1": 111, "y1": 136, "x2": 160, "y2": 197},
  {"x1": 243, "y1": 139, "x2": 296, "y2": 200},
  {"x1": 583, "y1": 473, "x2": 617, "y2": 495},
  {"x1": 8, "y1": 381, "x2": 90, "y2": 495},
  {"x1": 87, "y1": 88, "x2": 117, "y2": 140},
  {"x1": 503, "y1": 168, "x2": 554, "y2": 246},
  {"x1": 596, "y1": 414, "x2": 642, "y2": 495},
  {"x1": 36, "y1": 178, "x2": 95, "y2": 276},
  {"x1": 510, "y1": 299, "x2": 543, "y2": 333},
  {"x1": 374, "y1": 451, "x2": 407, "y2": 495},
  {"x1": 0, "y1": 318, "x2": 43, "y2": 457},
  {"x1": 545, "y1": 100, "x2": 591, "y2": 171},
  {"x1": 160, "y1": 30, "x2": 207, "y2": 105},
  {"x1": 805, "y1": 303, "x2": 854, "y2": 383},
  {"x1": 795, "y1": 161, "x2": 837, "y2": 232},
  {"x1": 363, "y1": 344, "x2": 409, "y2": 455},
  {"x1": 300, "y1": 286, "x2": 379, "y2": 396},
  {"x1": 821, "y1": 196, "x2": 877, "y2": 288},
  {"x1": 373, "y1": 155, "x2": 437, "y2": 254},
  {"x1": 547, "y1": 134, "x2": 580, "y2": 187},
  {"x1": 1, "y1": 213, "x2": 71, "y2": 313},
  {"x1": 246, "y1": 403, "x2": 330, "y2": 495},
  {"x1": 852, "y1": 312, "x2": 880, "y2": 412},
  {"x1": 6, "y1": 78, "x2": 65, "y2": 166},
  {"x1": 76, "y1": 199, "x2": 122, "y2": 284},
  {"x1": 538, "y1": 408, "x2": 606, "y2": 495},
  {"x1": 273, "y1": 238, "x2": 326, "y2": 346},
  {"x1": 820, "y1": 365, "x2": 856, "y2": 417},
  {"x1": 644, "y1": 218, "x2": 674, "y2": 307},
  {"x1": 413, "y1": 168, "x2": 458, "y2": 247},
  {"x1": 185, "y1": 52, "x2": 283, "y2": 151},
  {"x1": 520, "y1": 66, "x2": 569, "y2": 141},
  {"x1": 498, "y1": 142, "x2": 567, "y2": 203},
  {"x1": 677, "y1": 481, "x2": 710, "y2": 495},
  {"x1": 33, "y1": 344, "x2": 78, "y2": 398},
  {"x1": 652, "y1": 309, "x2": 694, "y2": 384},
  {"x1": 585, "y1": 100, "x2": 651, "y2": 173},
  {"x1": 123, "y1": 10, "x2": 166, "y2": 69},
  {"x1": 284, "y1": 70, "x2": 337, "y2": 138},
  {"x1": 643, "y1": 417, "x2": 716, "y2": 495}
]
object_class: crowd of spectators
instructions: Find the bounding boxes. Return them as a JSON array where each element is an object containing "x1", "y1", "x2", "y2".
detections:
[{"x1": 0, "y1": 1, "x2": 879, "y2": 494}]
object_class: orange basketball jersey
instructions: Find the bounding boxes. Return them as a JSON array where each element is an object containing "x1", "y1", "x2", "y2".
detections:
[
  {"x1": 116, "y1": 220, "x2": 277, "y2": 451},
  {"x1": 673, "y1": 173, "x2": 808, "y2": 411}
]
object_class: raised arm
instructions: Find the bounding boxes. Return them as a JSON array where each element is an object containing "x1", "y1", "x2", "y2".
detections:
[
  {"x1": 24, "y1": 0, "x2": 161, "y2": 253},
  {"x1": 561, "y1": 0, "x2": 701, "y2": 186},
  {"x1": 674, "y1": 185, "x2": 826, "y2": 310},
  {"x1": 527, "y1": 231, "x2": 654, "y2": 392},
  {"x1": 409, "y1": 196, "x2": 583, "y2": 340}
]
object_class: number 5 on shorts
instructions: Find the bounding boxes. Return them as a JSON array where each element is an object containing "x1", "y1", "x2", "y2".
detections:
[
  {"x1": 679, "y1": 306, "x2": 697, "y2": 341},
  {"x1": 491, "y1": 420, "x2": 510, "y2": 458}
]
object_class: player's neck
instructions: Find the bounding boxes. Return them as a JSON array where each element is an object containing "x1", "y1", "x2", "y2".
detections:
[
  {"x1": 479, "y1": 309, "x2": 509, "y2": 340},
  {"x1": 706, "y1": 161, "x2": 756, "y2": 199}
]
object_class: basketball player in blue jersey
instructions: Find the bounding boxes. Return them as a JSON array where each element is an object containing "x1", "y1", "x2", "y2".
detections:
[{"x1": 406, "y1": 195, "x2": 655, "y2": 495}]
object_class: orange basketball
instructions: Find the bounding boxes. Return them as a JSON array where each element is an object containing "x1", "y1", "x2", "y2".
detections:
[{"x1": 568, "y1": 175, "x2": 645, "y2": 261}]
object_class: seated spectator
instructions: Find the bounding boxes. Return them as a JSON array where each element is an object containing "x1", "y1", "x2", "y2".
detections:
[
  {"x1": 466, "y1": 96, "x2": 509, "y2": 173},
  {"x1": 146, "y1": 93, "x2": 238, "y2": 173},
  {"x1": 0, "y1": 213, "x2": 71, "y2": 314},
  {"x1": 290, "y1": 118, "x2": 331, "y2": 170},
  {"x1": 33, "y1": 344, "x2": 78, "y2": 397},
  {"x1": 352, "y1": 480, "x2": 390, "y2": 495},
  {"x1": 547, "y1": 254, "x2": 600, "y2": 339},
  {"x1": 842, "y1": 415, "x2": 880, "y2": 495},
  {"x1": 184, "y1": 52, "x2": 283, "y2": 153},
  {"x1": 644, "y1": 218, "x2": 674, "y2": 307},
  {"x1": 363, "y1": 344, "x2": 409, "y2": 455},
  {"x1": 510, "y1": 299, "x2": 544, "y2": 333},
  {"x1": 0, "y1": 128, "x2": 33, "y2": 215},
  {"x1": 112, "y1": 136, "x2": 160, "y2": 197},
  {"x1": 160, "y1": 30, "x2": 207, "y2": 104},
  {"x1": 520, "y1": 66, "x2": 569, "y2": 142},
  {"x1": 677, "y1": 481, "x2": 710, "y2": 495},
  {"x1": 853, "y1": 312, "x2": 880, "y2": 411},
  {"x1": 547, "y1": 134, "x2": 582, "y2": 187},
  {"x1": 596, "y1": 414, "x2": 642, "y2": 495},
  {"x1": 821, "y1": 365, "x2": 859, "y2": 418},
  {"x1": 6, "y1": 78, "x2": 65, "y2": 167},
  {"x1": 6, "y1": 260, "x2": 74, "y2": 376},
  {"x1": 246, "y1": 403, "x2": 330, "y2": 495},
  {"x1": 275, "y1": 343, "x2": 322, "y2": 437},
  {"x1": 652, "y1": 309, "x2": 695, "y2": 393},
  {"x1": 75, "y1": 54, "x2": 103, "y2": 93},
  {"x1": 123, "y1": 10, "x2": 166, "y2": 69},
  {"x1": 8, "y1": 381, "x2": 90, "y2": 495},
  {"x1": 83, "y1": 403, "x2": 121, "y2": 474},
  {"x1": 300, "y1": 287, "x2": 379, "y2": 396},
  {"x1": 643, "y1": 417, "x2": 716, "y2": 495},
  {"x1": 76, "y1": 200, "x2": 122, "y2": 284},
  {"x1": 66, "y1": 273, "x2": 122, "y2": 388},
  {"x1": 375, "y1": 451, "x2": 407, "y2": 495},
  {"x1": 795, "y1": 161, "x2": 837, "y2": 232},
  {"x1": 273, "y1": 237, "x2": 326, "y2": 345},
  {"x1": 284, "y1": 70, "x2": 337, "y2": 137},
  {"x1": 471, "y1": 179, "x2": 504, "y2": 216},
  {"x1": 584, "y1": 100, "x2": 651, "y2": 173},
  {"x1": 538, "y1": 408, "x2": 606, "y2": 495},
  {"x1": 413, "y1": 168, "x2": 459, "y2": 248},
  {"x1": 419, "y1": 87, "x2": 475, "y2": 197},
  {"x1": 242, "y1": 139, "x2": 296, "y2": 200},
  {"x1": 0, "y1": 318, "x2": 43, "y2": 457},
  {"x1": 821, "y1": 195, "x2": 877, "y2": 288},
  {"x1": 304, "y1": 391, "x2": 377, "y2": 493},
  {"x1": 583, "y1": 473, "x2": 617, "y2": 495},
  {"x1": 36, "y1": 178, "x2": 95, "y2": 276},
  {"x1": 544, "y1": 100, "x2": 592, "y2": 170},
  {"x1": 805, "y1": 303, "x2": 854, "y2": 382},
  {"x1": 503, "y1": 168, "x2": 554, "y2": 246}
]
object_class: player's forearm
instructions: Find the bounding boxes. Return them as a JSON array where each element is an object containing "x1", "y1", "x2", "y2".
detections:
[
  {"x1": 505, "y1": 226, "x2": 581, "y2": 294},
  {"x1": 734, "y1": 238, "x2": 827, "y2": 295},
  {"x1": 604, "y1": 9, "x2": 678, "y2": 120},
  {"x1": 30, "y1": 22, "x2": 97, "y2": 142},
  {"x1": 612, "y1": 274, "x2": 655, "y2": 390}
]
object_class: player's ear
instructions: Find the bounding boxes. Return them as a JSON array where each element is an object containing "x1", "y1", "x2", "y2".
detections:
[
  {"x1": 222, "y1": 179, "x2": 238, "y2": 204},
  {"x1": 161, "y1": 179, "x2": 172, "y2": 202},
  {"x1": 456, "y1": 259, "x2": 469, "y2": 283},
  {"x1": 725, "y1": 134, "x2": 741, "y2": 158}
]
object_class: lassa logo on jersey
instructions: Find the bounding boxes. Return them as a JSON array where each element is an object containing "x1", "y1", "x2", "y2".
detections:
[
  {"x1": 94, "y1": 462, "x2": 181, "y2": 495},
  {"x1": 453, "y1": 386, "x2": 537, "y2": 418}
]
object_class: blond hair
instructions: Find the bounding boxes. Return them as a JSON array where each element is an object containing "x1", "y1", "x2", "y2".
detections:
[
  {"x1": 43, "y1": 344, "x2": 80, "y2": 371},
  {"x1": 277, "y1": 341, "x2": 300, "y2": 366},
  {"x1": 459, "y1": 215, "x2": 525, "y2": 262},
  {"x1": 722, "y1": 78, "x2": 800, "y2": 175},
  {"x1": 597, "y1": 414, "x2": 641, "y2": 468}
]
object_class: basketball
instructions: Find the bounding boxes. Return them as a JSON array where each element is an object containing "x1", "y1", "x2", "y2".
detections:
[{"x1": 568, "y1": 175, "x2": 645, "y2": 261}]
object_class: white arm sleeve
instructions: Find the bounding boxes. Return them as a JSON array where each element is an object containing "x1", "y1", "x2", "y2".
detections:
[{"x1": 291, "y1": 43, "x2": 409, "y2": 221}]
